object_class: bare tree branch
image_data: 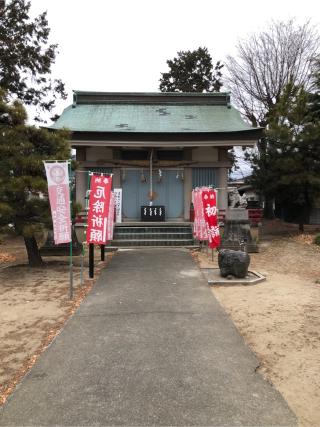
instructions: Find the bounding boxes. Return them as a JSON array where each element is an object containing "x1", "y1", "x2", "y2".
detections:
[{"x1": 225, "y1": 20, "x2": 319, "y2": 126}]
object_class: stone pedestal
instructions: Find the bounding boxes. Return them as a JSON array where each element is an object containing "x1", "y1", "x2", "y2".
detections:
[{"x1": 220, "y1": 208, "x2": 258, "y2": 253}]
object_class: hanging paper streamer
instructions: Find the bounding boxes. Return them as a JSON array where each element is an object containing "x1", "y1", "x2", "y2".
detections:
[
  {"x1": 44, "y1": 161, "x2": 71, "y2": 245},
  {"x1": 87, "y1": 174, "x2": 112, "y2": 245}
]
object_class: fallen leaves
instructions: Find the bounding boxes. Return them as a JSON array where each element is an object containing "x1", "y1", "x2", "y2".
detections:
[
  {"x1": 0, "y1": 253, "x2": 16, "y2": 264},
  {"x1": 292, "y1": 233, "x2": 315, "y2": 245}
]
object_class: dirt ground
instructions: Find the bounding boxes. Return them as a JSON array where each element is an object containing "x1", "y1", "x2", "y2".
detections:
[
  {"x1": 0, "y1": 236, "x2": 113, "y2": 405},
  {"x1": 194, "y1": 226, "x2": 320, "y2": 427}
]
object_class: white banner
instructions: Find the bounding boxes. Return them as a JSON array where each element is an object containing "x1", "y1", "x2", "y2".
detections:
[
  {"x1": 44, "y1": 162, "x2": 71, "y2": 244},
  {"x1": 107, "y1": 192, "x2": 115, "y2": 241},
  {"x1": 114, "y1": 188, "x2": 122, "y2": 223}
]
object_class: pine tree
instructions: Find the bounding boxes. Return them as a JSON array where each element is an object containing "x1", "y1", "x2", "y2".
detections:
[
  {"x1": 0, "y1": 91, "x2": 70, "y2": 266},
  {"x1": 159, "y1": 47, "x2": 223, "y2": 93},
  {"x1": 0, "y1": 0, "x2": 66, "y2": 120},
  {"x1": 250, "y1": 80, "x2": 320, "y2": 231}
]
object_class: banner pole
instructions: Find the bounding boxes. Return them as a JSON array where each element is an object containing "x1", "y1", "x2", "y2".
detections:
[
  {"x1": 89, "y1": 243, "x2": 94, "y2": 278},
  {"x1": 69, "y1": 160, "x2": 73, "y2": 299},
  {"x1": 100, "y1": 244, "x2": 105, "y2": 261},
  {"x1": 80, "y1": 243, "x2": 85, "y2": 286}
]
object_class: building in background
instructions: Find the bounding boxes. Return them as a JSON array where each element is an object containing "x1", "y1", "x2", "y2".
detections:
[{"x1": 50, "y1": 91, "x2": 262, "y2": 222}]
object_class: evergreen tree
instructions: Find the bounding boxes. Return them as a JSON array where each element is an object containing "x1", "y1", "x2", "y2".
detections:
[
  {"x1": 159, "y1": 47, "x2": 223, "y2": 93},
  {"x1": 250, "y1": 79, "x2": 320, "y2": 231},
  {"x1": 0, "y1": 91, "x2": 70, "y2": 266},
  {"x1": 0, "y1": 0, "x2": 66, "y2": 120}
]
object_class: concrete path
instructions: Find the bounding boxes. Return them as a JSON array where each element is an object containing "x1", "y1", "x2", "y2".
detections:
[{"x1": 0, "y1": 249, "x2": 296, "y2": 426}]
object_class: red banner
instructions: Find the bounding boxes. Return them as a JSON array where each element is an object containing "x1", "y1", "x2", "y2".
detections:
[
  {"x1": 201, "y1": 189, "x2": 220, "y2": 249},
  {"x1": 44, "y1": 162, "x2": 71, "y2": 245},
  {"x1": 87, "y1": 174, "x2": 112, "y2": 245}
]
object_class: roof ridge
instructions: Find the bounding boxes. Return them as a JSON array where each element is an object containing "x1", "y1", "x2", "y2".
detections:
[
  {"x1": 72, "y1": 91, "x2": 231, "y2": 107},
  {"x1": 73, "y1": 91, "x2": 230, "y2": 96}
]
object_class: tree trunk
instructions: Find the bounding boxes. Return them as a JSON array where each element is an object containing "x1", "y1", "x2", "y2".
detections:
[
  {"x1": 263, "y1": 197, "x2": 275, "y2": 219},
  {"x1": 24, "y1": 236, "x2": 44, "y2": 267}
]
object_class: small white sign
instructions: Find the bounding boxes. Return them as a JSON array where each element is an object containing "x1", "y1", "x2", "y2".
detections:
[{"x1": 114, "y1": 188, "x2": 122, "y2": 223}]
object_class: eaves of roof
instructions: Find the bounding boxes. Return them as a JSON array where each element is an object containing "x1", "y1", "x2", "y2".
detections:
[{"x1": 50, "y1": 103, "x2": 262, "y2": 135}]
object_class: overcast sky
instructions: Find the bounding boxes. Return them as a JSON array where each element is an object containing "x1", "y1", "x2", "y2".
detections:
[{"x1": 29, "y1": 0, "x2": 320, "y2": 116}]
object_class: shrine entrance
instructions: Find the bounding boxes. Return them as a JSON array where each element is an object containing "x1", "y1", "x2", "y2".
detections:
[{"x1": 122, "y1": 169, "x2": 184, "y2": 220}]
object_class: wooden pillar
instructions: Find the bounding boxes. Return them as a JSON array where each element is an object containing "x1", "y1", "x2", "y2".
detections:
[
  {"x1": 217, "y1": 167, "x2": 228, "y2": 210},
  {"x1": 184, "y1": 168, "x2": 192, "y2": 221}
]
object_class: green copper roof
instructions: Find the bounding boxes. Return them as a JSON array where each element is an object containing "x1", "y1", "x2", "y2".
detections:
[{"x1": 51, "y1": 92, "x2": 259, "y2": 134}]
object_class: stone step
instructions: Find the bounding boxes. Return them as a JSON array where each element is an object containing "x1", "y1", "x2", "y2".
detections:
[
  {"x1": 111, "y1": 239, "x2": 195, "y2": 247},
  {"x1": 114, "y1": 227, "x2": 192, "y2": 234},
  {"x1": 112, "y1": 224, "x2": 194, "y2": 247},
  {"x1": 115, "y1": 222, "x2": 192, "y2": 226},
  {"x1": 113, "y1": 232, "x2": 193, "y2": 240}
]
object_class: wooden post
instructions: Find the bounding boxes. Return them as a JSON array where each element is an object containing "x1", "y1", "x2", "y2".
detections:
[
  {"x1": 80, "y1": 244, "x2": 85, "y2": 286},
  {"x1": 100, "y1": 244, "x2": 105, "y2": 261},
  {"x1": 89, "y1": 243, "x2": 94, "y2": 278}
]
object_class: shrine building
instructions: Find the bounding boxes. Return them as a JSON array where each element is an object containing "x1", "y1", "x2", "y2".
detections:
[{"x1": 50, "y1": 91, "x2": 262, "y2": 223}]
